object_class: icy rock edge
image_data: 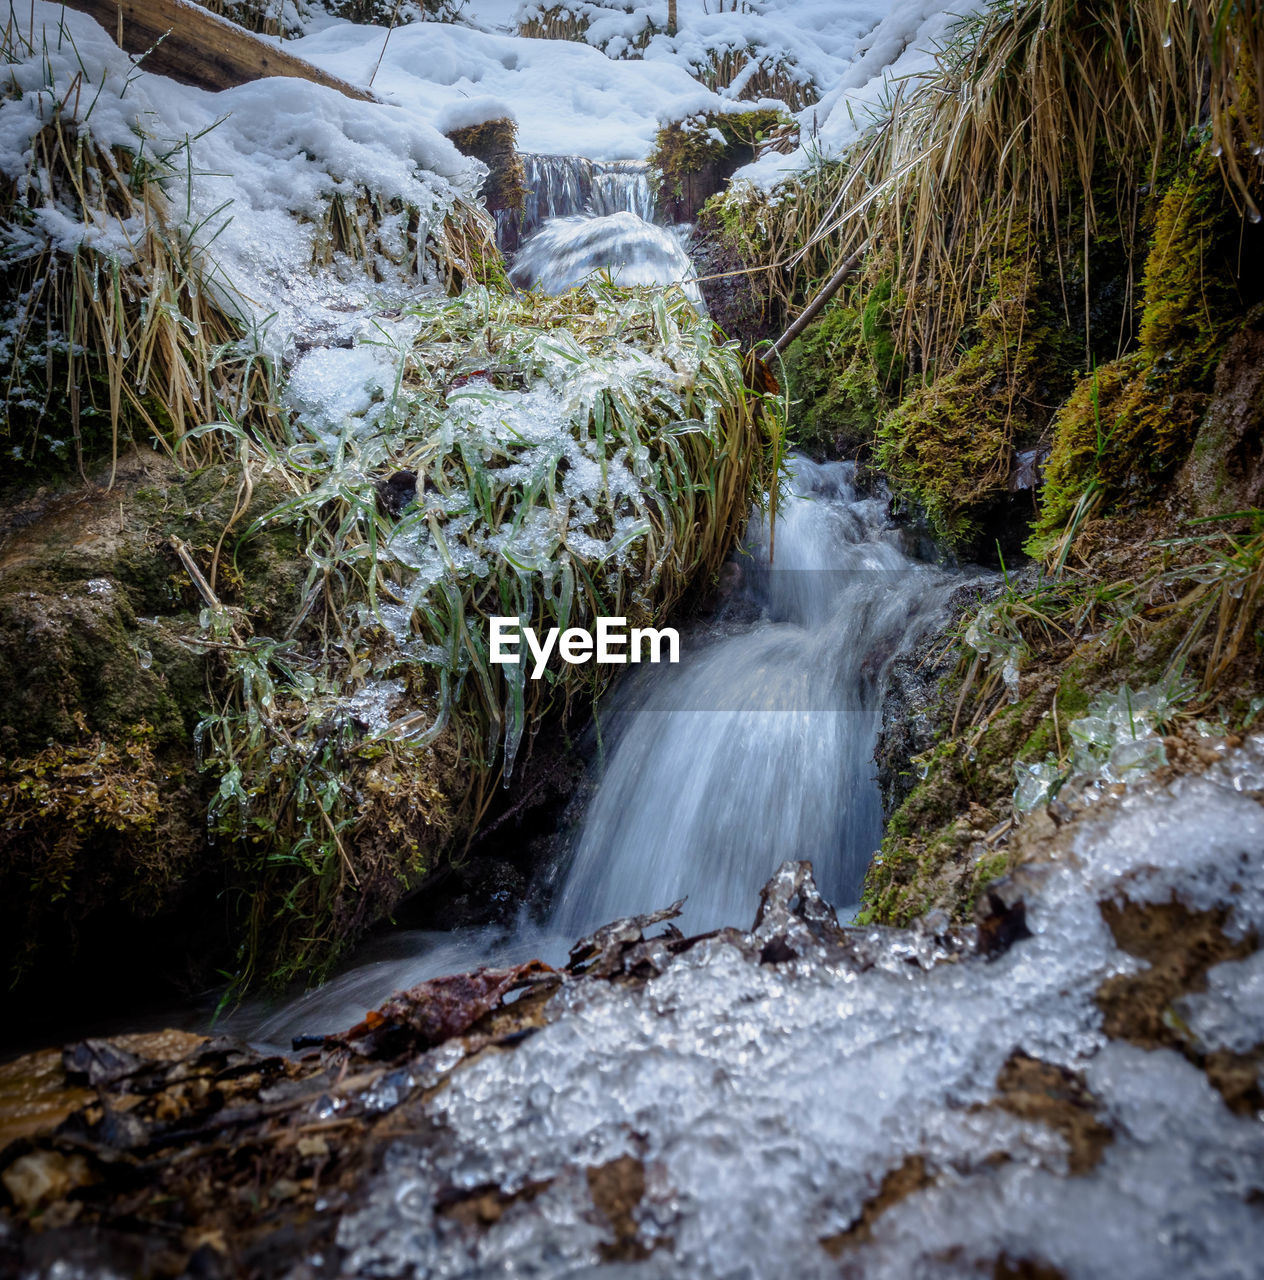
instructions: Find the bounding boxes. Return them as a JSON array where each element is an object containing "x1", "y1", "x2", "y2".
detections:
[{"x1": 335, "y1": 734, "x2": 1264, "y2": 1279}]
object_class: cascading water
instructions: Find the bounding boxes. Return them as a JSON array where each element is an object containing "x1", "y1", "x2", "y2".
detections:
[
  {"x1": 246, "y1": 457, "x2": 959, "y2": 1043},
  {"x1": 496, "y1": 154, "x2": 657, "y2": 251},
  {"x1": 551, "y1": 456, "x2": 957, "y2": 938},
  {"x1": 509, "y1": 210, "x2": 700, "y2": 301},
  {"x1": 500, "y1": 152, "x2": 699, "y2": 301}
]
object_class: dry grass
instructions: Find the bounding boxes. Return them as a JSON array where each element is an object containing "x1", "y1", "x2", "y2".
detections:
[
  {"x1": 1, "y1": 109, "x2": 278, "y2": 479},
  {"x1": 798, "y1": 0, "x2": 1262, "y2": 362},
  {"x1": 2, "y1": 14, "x2": 503, "y2": 482}
]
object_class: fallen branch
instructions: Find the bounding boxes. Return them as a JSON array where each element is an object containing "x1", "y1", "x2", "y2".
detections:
[
  {"x1": 769, "y1": 242, "x2": 867, "y2": 356},
  {"x1": 62, "y1": 0, "x2": 378, "y2": 100}
]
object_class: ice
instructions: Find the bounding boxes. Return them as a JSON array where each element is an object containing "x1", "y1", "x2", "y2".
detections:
[
  {"x1": 342, "y1": 677, "x2": 408, "y2": 732},
  {"x1": 1179, "y1": 950, "x2": 1264, "y2": 1055},
  {"x1": 283, "y1": 342, "x2": 405, "y2": 440},
  {"x1": 330, "y1": 738, "x2": 1264, "y2": 1276},
  {"x1": 1012, "y1": 681, "x2": 1187, "y2": 814},
  {"x1": 510, "y1": 211, "x2": 701, "y2": 304}
]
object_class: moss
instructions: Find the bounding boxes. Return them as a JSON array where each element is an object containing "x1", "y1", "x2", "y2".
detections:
[
  {"x1": 650, "y1": 109, "x2": 789, "y2": 220},
  {"x1": 0, "y1": 450, "x2": 313, "y2": 990},
  {"x1": 780, "y1": 277, "x2": 902, "y2": 458},
  {"x1": 1032, "y1": 149, "x2": 1259, "y2": 544},
  {"x1": 0, "y1": 721, "x2": 200, "y2": 982},
  {"x1": 447, "y1": 117, "x2": 527, "y2": 218},
  {"x1": 876, "y1": 231, "x2": 1080, "y2": 549},
  {"x1": 867, "y1": 500, "x2": 1264, "y2": 928}
]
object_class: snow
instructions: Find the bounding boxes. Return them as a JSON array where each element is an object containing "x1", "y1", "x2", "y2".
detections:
[
  {"x1": 290, "y1": 18, "x2": 729, "y2": 160},
  {"x1": 2, "y1": 3, "x2": 486, "y2": 358},
  {"x1": 286, "y1": 0, "x2": 980, "y2": 182}
]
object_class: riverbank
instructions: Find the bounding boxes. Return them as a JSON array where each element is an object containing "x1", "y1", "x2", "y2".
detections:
[{"x1": 3, "y1": 1, "x2": 1264, "y2": 1272}]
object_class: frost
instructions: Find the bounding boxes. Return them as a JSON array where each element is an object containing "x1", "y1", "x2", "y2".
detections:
[
  {"x1": 1013, "y1": 680, "x2": 1189, "y2": 815},
  {"x1": 325, "y1": 736, "x2": 1264, "y2": 1278},
  {"x1": 1013, "y1": 759, "x2": 1061, "y2": 814}
]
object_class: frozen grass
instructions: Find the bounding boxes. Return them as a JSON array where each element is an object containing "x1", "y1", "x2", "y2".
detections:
[
  {"x1": 1, "y1": 3, "x2": 498, "y2": 478},
  {"x1": 0, "y1": 19, "x2": 277, "y2": 476},
  {"x1": 195, "y1": 280, "x2": 781, "y2": 989}
]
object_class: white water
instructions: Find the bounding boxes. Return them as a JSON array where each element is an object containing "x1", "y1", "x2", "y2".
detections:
[
  {"x1": 497, "y1": 153, "x2": 657, "y2": 249},
  {"x1": 510, "y1": 209, "x2": 700, "y2": 301},
  {"x1": 245, "y1": 457, "x2": 956, "y2": 1043},
  {"x1": 502, "y1": 152, "x2": 701, "y2": 302},
  {"x1": 553, "y1": 456, "x2": 956, "y2": 937}
]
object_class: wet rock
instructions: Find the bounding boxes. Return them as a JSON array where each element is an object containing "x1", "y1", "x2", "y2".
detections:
[
  {"x1": 874, "y1": 575, "x2": 1001, "y2": 819},
  {"x1": 1178, "y1": 305, "x2": 1264, "y2": 514},
  {"x1": 989, "y1": 1053, "x2": 1113, "y2": 1175},
  {"x1": 326, "y1": 960, "x2": 559, "y2": 1059}
]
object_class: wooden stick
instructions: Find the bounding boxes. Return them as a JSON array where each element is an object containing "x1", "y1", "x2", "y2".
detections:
[
  {"x1": 61, "y1": 0, "x2": 378, "y2": 101},
  {"x1": 768, "y1": 242, "x2": 867, "y2": 356}
]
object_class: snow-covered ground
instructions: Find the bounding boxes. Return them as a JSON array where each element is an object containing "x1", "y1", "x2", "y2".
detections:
[
  {"x1": 3, "y1": 0, "x2": 979, "y2": 375},
  {"x1": 2, "y1": 3, "x2": 486, "y2": 357},
  {"x1": 289, "y1": 0, "x2": 983, "y2": 179}
]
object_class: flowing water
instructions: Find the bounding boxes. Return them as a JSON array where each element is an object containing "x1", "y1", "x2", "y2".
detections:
[
  {"x1": 508, "y1": 209, "x2": 700, "y2": 301},
  {"x1": 496, "y1": 154, "x2": 657, "y2": 249},
  {"x1": 247, "y1": 457, "x2": 958, "y2": 1043},
  {"x1": 552, "y1": 456, "x2": 956, "y2": 938},
  {"x1": 500, "y1": 153, "x2": 699, "y2": 301}
]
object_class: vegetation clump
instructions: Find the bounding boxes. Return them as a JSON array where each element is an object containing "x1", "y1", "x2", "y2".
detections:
[
  {"x1": 650, "y1": 108, "x2": 790, "y2": 221},
  {"x1": 779, "y1": 275, "x2": 900, "y2": 459},
  {"x1": 1034, "y1": 152, "x2": 1259, "y2": 543},
  {"x1": 447, "y1": 117, "x2": 528, "y2": 227},
  {"x1": 195, "y1": 280, "x2": 780, "y2": 989}
]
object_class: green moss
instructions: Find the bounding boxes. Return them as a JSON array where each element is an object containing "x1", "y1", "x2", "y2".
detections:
[
  {"x1": 1032, "y1": 149, "x2": 1253, "y2": 544},
  {"x1": 650, "y1": 109, "x2": 789, "y2": 207},
  {"x1": 780, "y1": 277, "x2": 902, "y2": 457},
  {"x1": 876, "y1": 233, "x2": 1079, "y2": 548}
]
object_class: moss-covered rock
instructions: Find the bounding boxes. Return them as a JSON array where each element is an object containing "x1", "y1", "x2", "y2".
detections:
[
  {"x1": 0, "y1": 448, "x2": 305, "y2": 995},
  {"x1": 1033, "y1": 150, "x2": 1263, "y2": 545},
  {"x1": 875, "y1": 230, "x2": 1081, "y2": 554},
  {"x1": 447, "y1": 118, "x2": 527, "y2": 223},
  {"x1": 780, "y1": 277, "x2": 902, "y2": 460},
  {"x1": 651, "y1": 109, "x2": 789, "y2": 222}
]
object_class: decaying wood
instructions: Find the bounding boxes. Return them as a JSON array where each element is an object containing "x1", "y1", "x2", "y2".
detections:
[{"x1": 61, "y1": 0, "x2": 378, "y2": 101}]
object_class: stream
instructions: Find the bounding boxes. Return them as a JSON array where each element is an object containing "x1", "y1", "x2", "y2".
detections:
[
  {"x1": 10, "y1": 84, "x2": 1264, "y2": 1280},
  {"x1": 246, "y1": 456, "x2": 960, "y2": 1045}
]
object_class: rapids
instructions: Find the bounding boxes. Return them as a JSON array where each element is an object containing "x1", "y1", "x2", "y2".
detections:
[{"x1": 552, "y1": 456, "x2": 958, "y2": 937}]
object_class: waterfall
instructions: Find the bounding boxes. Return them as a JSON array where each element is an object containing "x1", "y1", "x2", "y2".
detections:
[
  {"x1": 497, "y1": 154, "x2": 657, "y2": 252},
  {"x1": 551, "y1": 456, "x2": 959, "y2": 937},
  {"x1": 508, "y1": 210, "x2": 700, "y2": 302},
  {"x1": 244, "y1": 457, "x2": 959, "y2": 1044}
]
